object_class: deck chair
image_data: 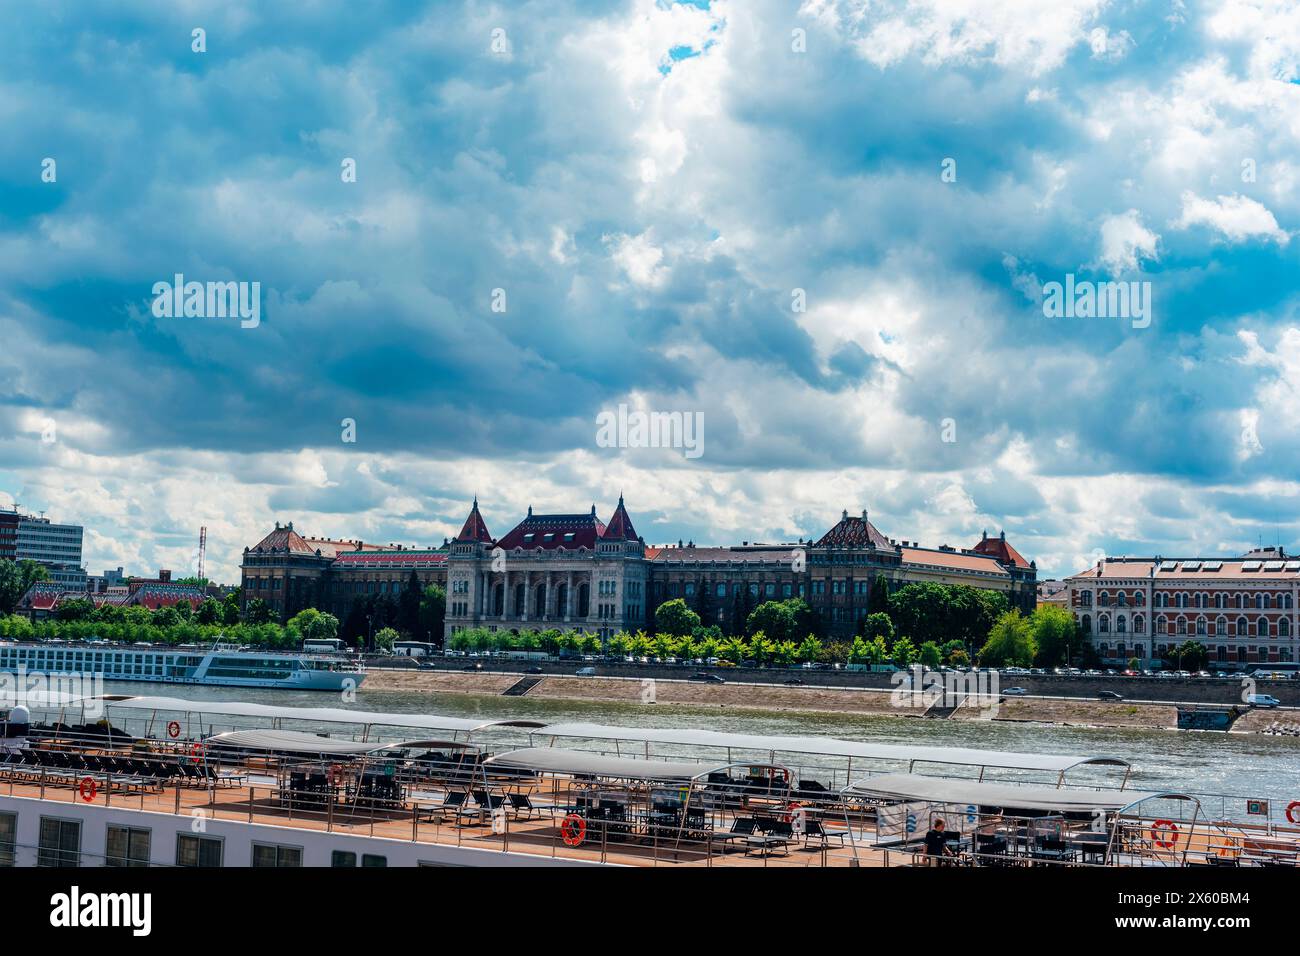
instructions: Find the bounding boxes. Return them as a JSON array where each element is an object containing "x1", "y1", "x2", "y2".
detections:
[
  {"x1": 507, "y1": 791, "x2": 540, "y2": 819},
  {"x1": 803, "y1": 818, "x2": 847, "y2": 849},
  {"x1": 438, "y1": 790, "x2": 470, "y2": 821}
]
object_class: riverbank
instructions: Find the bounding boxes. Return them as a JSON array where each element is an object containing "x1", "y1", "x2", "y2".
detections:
[{"x1": 361, "y1": 669, "x2": 1296, "y2": 733}]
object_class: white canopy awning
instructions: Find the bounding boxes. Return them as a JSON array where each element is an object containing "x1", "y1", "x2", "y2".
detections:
[
  {"x1": 842, "y1": 773, "x2": 1184, "y2": 813},
  {"x1": 485, "y1": 747, "x2": 733, "y2": 782},
  {"x1": 535, "y1": 723, "x2": 1127, "y2": 774}
]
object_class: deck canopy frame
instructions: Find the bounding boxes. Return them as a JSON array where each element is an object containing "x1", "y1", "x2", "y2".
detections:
[
  {"x1": 840, "y1": 772, "x2": 1201, "y2": 865},
  {"x1": 53, "y1": 695, "x2": 548, "y2": 743},
  {"x1": 533, "y1": 723, "x2": 1131, "y2": 786}
]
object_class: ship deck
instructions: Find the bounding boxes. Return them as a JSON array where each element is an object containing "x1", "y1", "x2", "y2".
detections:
[{"x1": 4, "y1": 766, "x2": 1293, "y2": 868}]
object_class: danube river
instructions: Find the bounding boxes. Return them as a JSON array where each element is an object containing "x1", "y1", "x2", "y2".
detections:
[{"x1": 96, "y1": 680, "x2": 1300, "y2": 812}]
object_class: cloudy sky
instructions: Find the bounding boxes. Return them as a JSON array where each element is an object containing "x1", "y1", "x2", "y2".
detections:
[{"x1": 2, "y1": 0, "x2": 1299, "y2": 584}]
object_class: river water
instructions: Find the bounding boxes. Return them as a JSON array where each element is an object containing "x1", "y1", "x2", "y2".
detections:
[{"x1": 92, "y1": 680, "x2": 1300, "y2": 813}]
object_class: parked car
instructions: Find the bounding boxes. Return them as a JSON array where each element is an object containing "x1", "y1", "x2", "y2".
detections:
[
  {"x1": 462, "y1": 663, "x2": 482, "y2": 672},
  {"x1": 1247, "y1": 694, "x2": 1281, "y2": 708},
  {"x1": 690, "y1": 672, "x2": 725, "y2": 683},
  {"x1": 1096, "y1": 691, "x2": 1124, "y2": 700},
  {"x1": 576, "y1": 666, "x2": 597, "y2": 676},
  {"x1": 525, "y1": 665, "x2": 544, "y2": 674},
  {"x1": 783, "y1": 677, "x2": 805, "y2": 686},
  {"x1": 1003, "y1": 687, "x2": 1029, "y2": 696}
]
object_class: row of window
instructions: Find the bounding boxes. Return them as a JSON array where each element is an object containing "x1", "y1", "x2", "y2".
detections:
[
  {"x1": 0, "y1": 813, "x2": 391, "y2": 868},
  {"x1": 1096, "y1": 643, "x2": 1293, "y2": 663},
  {"x1": 1080, "y1": 590, "x2": 1296, "y2": 610},
  {"x1": 1085, "y1": 613, "x2": 1295, "y2": 637}
]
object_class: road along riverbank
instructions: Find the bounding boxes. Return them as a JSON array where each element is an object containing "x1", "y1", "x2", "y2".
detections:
[{"x1": 360, "y1": 669, "x2": 1297, "y2": 733}]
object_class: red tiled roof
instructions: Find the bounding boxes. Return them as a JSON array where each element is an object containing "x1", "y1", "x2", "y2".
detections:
[
  {"x1": 250, "y1": 523, "x2": 318, "y2": 555},
  {"x1": 496, "y1": 508, "x2": 606, "y2": 551},
  {"x1": 600, "y1": 495, "x2": 639, "y2": 541},
  {"x1": 332, "y1": 550, "x2": 447, "y2": 568},
  {"x1": 971, "y1": 531, "x2": 1032, "y2": 569},
  {"x1": 455, "y1": 499, "x2": 494, "y2": 544},
  {"x1": 125, "y1": 584, "x2": 205, "y2": 610},
  {"x1": 650, "y1": 546, "x2": 793, "y2": 565},
  {"x1": 815, "y1": 510, "x2": 891, "y2": 549},
  {"x1": 901, "y1": 547, "x2": 1009, "y2": 576}
]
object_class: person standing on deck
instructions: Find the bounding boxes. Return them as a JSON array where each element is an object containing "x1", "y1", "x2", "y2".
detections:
[{"x1": 924, "y1": 817, "x2": 955, "y2": 865}]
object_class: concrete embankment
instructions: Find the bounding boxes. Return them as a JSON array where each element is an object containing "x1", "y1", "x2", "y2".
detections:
[{"x1": 358, "y1": 669, "x2": 1300, "y2": 733}]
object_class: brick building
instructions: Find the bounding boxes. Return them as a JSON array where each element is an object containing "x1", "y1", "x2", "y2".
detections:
[
  {"x1": 1064, "y1": 547, "x2": 1300, "y2": 669},
  {"x1": 240, "y1": 500, "x2": 1038, "y2": 643}
]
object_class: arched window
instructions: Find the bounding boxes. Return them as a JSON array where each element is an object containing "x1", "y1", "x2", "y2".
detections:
[
  {"x1": 1117, "y1": 592, "x2": 1127, "y2": 607},
  {"x1": 1215, "y1": 615, "x2": 1227, "y2": 636},
  {"x1": 1259, "y1": 618, "x2": 1271, "y2": 638},
  {"x1": 1134, "y1": 591, "x2": 1145, "y2": 606},
  {"x1": 1081, "y1": 614, "x2": 1092, "y2": 634},
  {"x1": 1099, "y1": 591, "x2": 1110, "y2": 607},
  {"x1": 1196, "y1": 617, "x2": 1207, "y2": 636},
  {"x1": 1099, "y1": 614, "x2": 1110, "y2": 633},
  {"x1": 1176, "y1": 616, "x2": 1188, "y2": 635},
  {"x1": 1236, "y1": 616, "x2": 1249, "y2": 636},
  {"x1": 1133, "y1": 614, "x2": 1145, "y2": 633},
  {"x1": 1116, "y1": 615, "x2": 1127, "y2": 633},
  {"x1": 1281, "y1": 618, "x2": 1291, "y2": 637}
]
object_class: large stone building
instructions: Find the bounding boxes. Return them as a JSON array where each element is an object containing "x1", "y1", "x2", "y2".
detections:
[
  {"x1": 238, "y1": 498, "x2": 1037, "y2": 643},
  {"x1": 1063, "y1": 547, "x2": 1300, "y2": 669}
]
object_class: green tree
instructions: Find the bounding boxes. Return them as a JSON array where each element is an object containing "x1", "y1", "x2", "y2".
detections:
[
  {"x1": 1029, "y1": 604, "x2": 1082, "y2": 667},
  {"x1": 55, "y1": 598, "x2": 95, "y2": 622},
  {"x1": 918, "y1": 640, "x2": 943, "y2": 668},
  {"x1": 245, "y1": 598, "x2": 273, "y2": 625},
  {"x1": 891, "y1": 635, "x2": 918, "y2": 666},
  {"x1": 195, "y1": 597, "x2": 222, "y2": 625},
  {"x1": 654, "y1": 598, "x2": 701, "y2": 637},
  {"x1": 795, "y1": 635, "x2": 823, "y2": 663},
  {"x1": 374, "y1": 626, "x2": 399, "y2": 652},
  {"x1": 979, "y1": 610, "x2": 1037, "y2": 667},
  {"x1": 1174, "y1": 640, "x2": 1208, "y2": 671},
  {"x1": 419, "y1": 584, "x2": 446, "y2": 643},
  {"x1": 863, "y1": 612, "x2": 894, "y2": 643}
]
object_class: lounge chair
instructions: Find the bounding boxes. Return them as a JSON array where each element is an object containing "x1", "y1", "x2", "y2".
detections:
[
  {"x1": 803, "y1": 818, "x2": 847, "y2": 849},
  {"x1": 507, "y1": 791, "x2": 541, "y2": 819}
]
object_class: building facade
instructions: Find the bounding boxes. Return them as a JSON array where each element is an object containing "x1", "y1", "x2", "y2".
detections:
[
  {"x1": 239, "y1": 500, "x2": 1038, "y2": 643},
  {"x1": 4, "y1": 511, "x2": 87, "y2": 589},
  {"x1": 1064, "y1": 548, "x2": 1300, "y2": 669}
]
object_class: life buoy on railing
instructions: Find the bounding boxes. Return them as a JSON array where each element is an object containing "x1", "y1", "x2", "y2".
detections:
[
  {"x1": 783, "y1": 802, "x2": 804, "y2": 825},
  {"x1": 78, "y1": 777, "x2": 97, "y2": 802},
  {"x1": 1151, "y1": 819, "x2": 1178, "y2": 848},
  {"x1": 328, "y1": 764, "x2": 343, "y2": 787},
  {"x1": 167, "y1": 721, "x2": 181, "y2": 739},
  {"x1": 560, "y1": 813, "x2": 586, "y2": 847},
  {"x1": 190, "y1": 743, "x2": 205, "y2": 759},
  {"x1": 1286, "y1": 801, "x2": 1300, "y2": 825}
]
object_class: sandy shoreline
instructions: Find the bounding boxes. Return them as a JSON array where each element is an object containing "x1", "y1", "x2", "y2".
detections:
[{"x1": 361, "y1": 669, "x2": 1296, "y2": 734}]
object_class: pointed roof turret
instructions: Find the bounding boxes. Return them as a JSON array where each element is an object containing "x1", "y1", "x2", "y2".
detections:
[
  {"x1": 455, "y1": 498, "x2": 493, "y2": 543},
  {"x1": 601, "y1": 494, "x2": 639, "y2": 541}
]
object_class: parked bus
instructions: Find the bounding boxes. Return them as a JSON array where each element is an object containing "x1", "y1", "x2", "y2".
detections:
[
  {"x1": 393, "y1": 641, "x2": 438, "y2": 658},
  {"x1": 303, "y1": 637, "x2": 346, "y2": 654}
]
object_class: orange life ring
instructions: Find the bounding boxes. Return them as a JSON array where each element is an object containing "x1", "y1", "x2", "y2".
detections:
[
  {"x1": 1286, "y1": 801, "x2": 1300, "y2": 825},
  {"x1": 167, "y1": 721, "x2": 181, "y2": 739},
  {"x1": 1151, "y1": 819, "x2": 1178, "y2": 848},
  {"x1": 79, "y1": 777, "x2": 97, "y2": 802},
  {"x1": 190, "y1": 743, "x2": 205, "y2": 759},
  {"x1": 560, "y1": 813, "x2": 586, "y2": 847},
  {"x1": 783, "y1": 802, "x2": 804, "y2": 825}
]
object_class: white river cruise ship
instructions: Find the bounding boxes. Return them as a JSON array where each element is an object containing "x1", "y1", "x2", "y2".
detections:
[{"x1": 0, "y1": 641, "x2": 364, "y2": 691}]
